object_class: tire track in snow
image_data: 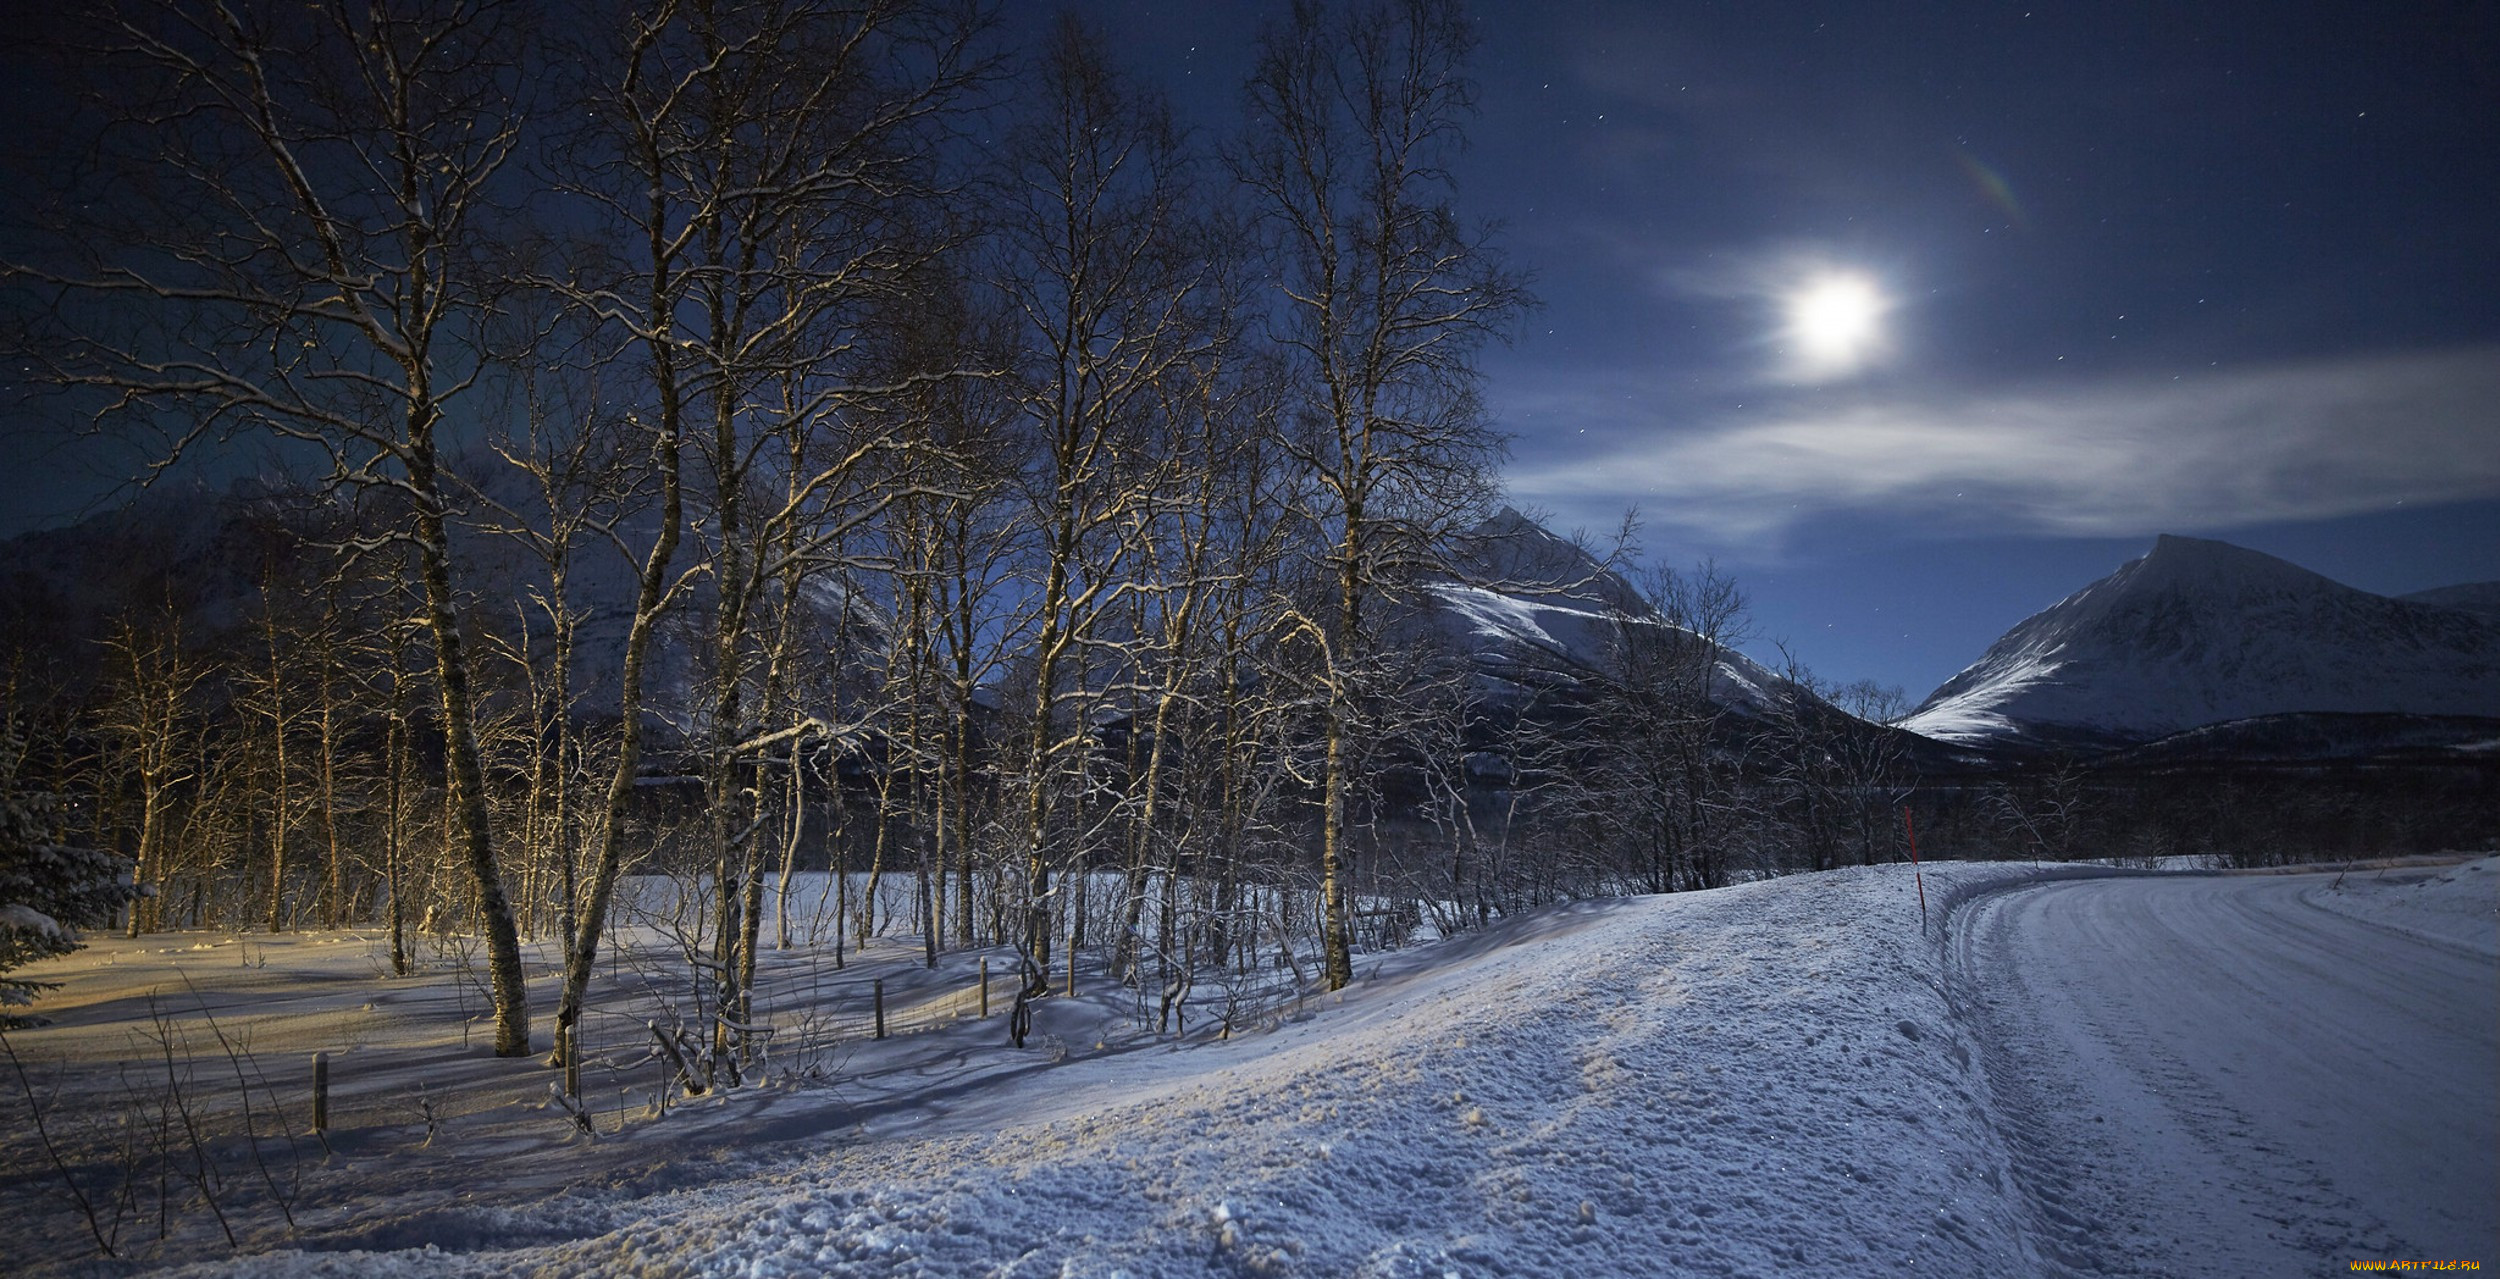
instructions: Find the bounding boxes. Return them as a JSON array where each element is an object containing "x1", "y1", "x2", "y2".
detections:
[{"x1": 1951, "y1": 869, "x2": 2497, "y2": 1276}]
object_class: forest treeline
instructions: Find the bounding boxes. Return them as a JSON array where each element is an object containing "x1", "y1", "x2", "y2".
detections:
[
  {"x1": 0, "y1": 0, "x2": 2478, "y2": 1068},
  {"x1": 0, "y1": 0, "x2": 1906, "y2": 1061}
]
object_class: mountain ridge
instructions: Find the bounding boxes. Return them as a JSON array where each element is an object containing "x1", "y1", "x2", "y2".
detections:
[
  {"x1": 2401, "y1": 581, "x2": 2500, "y2": 623},
  {"x1": 1902, "y1": 535, "x2": 2500, "y2": 746},
  {"x1": 1421, "y1": 508, "x2": 1798, "y2": 715}
]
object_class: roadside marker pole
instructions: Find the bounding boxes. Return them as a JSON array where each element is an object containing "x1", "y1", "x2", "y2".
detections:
[{"x1": 1903, "y1": 807, "x2": 1928, "y2": 932}]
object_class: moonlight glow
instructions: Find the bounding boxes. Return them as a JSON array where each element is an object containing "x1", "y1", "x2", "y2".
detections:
[{"x1": 1786, "y1": 272, "x2": 1889, "y2": 377}]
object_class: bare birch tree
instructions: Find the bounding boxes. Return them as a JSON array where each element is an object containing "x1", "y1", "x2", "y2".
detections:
[
  {"x1": 1566, "y1": 563, "x2": 1749, "y2": 892},
  {"x1": 543, "y1": 0, "x2": 988, "y2": 1076},
  {"x1": 99, "y1": 608, "x2": 208, "y2": 936},
  {"x1": 7, "y1": 0, "x2": 541, "y2": 1052},
  {"x1": 1239, "y1": 0, "x2": 1528, "y2": 988},
  {"x1": 995, "y1": 15, "x2": 1218, "y2": 1001}
]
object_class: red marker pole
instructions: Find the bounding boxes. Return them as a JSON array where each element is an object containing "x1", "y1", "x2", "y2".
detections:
[{"x1": 1903, "y1": 807, "x2": 1928, "y2": 932}]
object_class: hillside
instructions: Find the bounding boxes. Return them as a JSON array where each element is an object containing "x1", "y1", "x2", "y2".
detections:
[
  {"x1": 0, "y1": 472, "x2": 880, "y2": 738},
  {"x1": 2402, "y1": 581, "x2": 2500, "y2": 624}
]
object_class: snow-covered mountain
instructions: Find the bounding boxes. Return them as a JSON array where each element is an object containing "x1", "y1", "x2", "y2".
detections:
[
  {"x1": 1903, "y1": 535, "x2": 2500, "y2": 747},
  {"x1": 0, "y1": 472, "x2": 883, "y2": 740},
  {"x1": 1419, "y1": 509, "x2": 1788, "y2": 713}
]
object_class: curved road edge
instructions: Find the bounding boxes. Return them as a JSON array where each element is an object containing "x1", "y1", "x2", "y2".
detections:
[{"x1": 1937, "y1": 863, "x2": 2499, "y2": 1277}]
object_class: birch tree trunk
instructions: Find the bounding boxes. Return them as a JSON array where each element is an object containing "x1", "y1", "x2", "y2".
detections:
[
  {"x1": 1239, "y1": 0, "x2": 1528, "y2": 989},
  {"x1": 998, "y1": 15, "x2": 1215, "y2": 999},
  {"x1": 9, "y1": 1, "x2": 546, "y2": 1052}
]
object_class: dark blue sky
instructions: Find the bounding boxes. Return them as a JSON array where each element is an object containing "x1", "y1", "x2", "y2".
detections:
[
  {"x1": 1059, "y1": 0, "x2": 2500, "y2": 697},
  {"x1": 6, "y1": 1, "x2": 2496, "y2": 700}
]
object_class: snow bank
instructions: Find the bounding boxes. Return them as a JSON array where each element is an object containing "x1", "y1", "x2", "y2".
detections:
[
  {"x1": 175, "y1": 862, "x2": 2061, "y2": 1278},
  {"x1": 2294, "y1": 856, "x2": 2499, "y2": 960}
]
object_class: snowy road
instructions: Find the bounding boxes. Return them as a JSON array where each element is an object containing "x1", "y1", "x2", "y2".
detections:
[{"x1": 1956, "y1": 866, "x2": 2498, "y2": 1276}]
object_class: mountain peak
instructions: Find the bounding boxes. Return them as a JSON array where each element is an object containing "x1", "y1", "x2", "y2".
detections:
[
  {"x1": 1903, "y1": 536, "x2": 2500, "y2": 745},
  {"x1": 2144, "y1": 532, "x2": 2230, "y2": 561},
  {"x1": 2122, "y1": 534, "x2": 2336, "y2": 597}
]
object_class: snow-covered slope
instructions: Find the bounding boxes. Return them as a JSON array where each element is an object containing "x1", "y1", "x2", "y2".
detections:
[
  {"x1": 131, "y1": 862, "x2": 2055, "y2": 1278},
  {"x1": 1903, "y1": 535, "x2": 2500, "y2": 746},
  {"x1": 2403, "y1": 580, "x2": 2500, "y2": 624},
  {"x1": 1421, "y1": 509, "x2": 1788, "y2": 712},
  {"x1": 21, "y1": 859, "x2": 2488, "y2": 1275},
  {"x1": 99, "y1": 857, "x2": 2484, "y2": 1277}
]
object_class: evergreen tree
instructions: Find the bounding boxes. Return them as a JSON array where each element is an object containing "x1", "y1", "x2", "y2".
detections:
[{"x1": 0, "y1": 723, "x2": 138, "y2": 1026}]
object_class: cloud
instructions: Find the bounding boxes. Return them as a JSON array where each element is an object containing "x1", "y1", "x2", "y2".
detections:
[{"x1": 1503, "y1": 346, "x2": 2500, "y2": 546}]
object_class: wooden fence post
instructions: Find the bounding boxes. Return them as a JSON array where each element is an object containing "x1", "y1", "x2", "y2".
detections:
[
  {"x1": 873, "y1": 978, "x2": 886, "y2": 1040},
  {"x1": 1904, "y1": 807, "x2": 1929, "y2": 933},
  {"x1": 979, "y1": 958, "x2": 990, "y2": 1018},
  {"x1": 311, "y1": 1051, "x2": 329, "y2": 1133},
  {"x1": 654, "y1": 1023, "x2": 670, "y2": 1116}
]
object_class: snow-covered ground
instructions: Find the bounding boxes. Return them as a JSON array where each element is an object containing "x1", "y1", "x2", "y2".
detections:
[
  {"x1": 1954, "y1": 859, "x2": 2498, "y2": 1275},
  {"x1": 4, "y1": 858, "x2": 2491, "y2": 1277}
]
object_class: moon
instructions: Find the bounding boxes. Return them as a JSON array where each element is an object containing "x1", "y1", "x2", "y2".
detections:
[{"x1": 1786, "y1": 271, "x2": 1888, "y2": 377}]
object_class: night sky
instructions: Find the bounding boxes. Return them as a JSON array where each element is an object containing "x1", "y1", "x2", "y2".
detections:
[
  {"x1": 7, "y1": 0, "x2": 2498, "y2": 700},
  {"x1": 1064, "y1": 0, "x2": 2500, "y2": 697}
]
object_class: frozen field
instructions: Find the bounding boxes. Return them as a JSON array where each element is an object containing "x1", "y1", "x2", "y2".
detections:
[{"x1": 2, "y1": 858, "x2": 2491, "y2": 1277}]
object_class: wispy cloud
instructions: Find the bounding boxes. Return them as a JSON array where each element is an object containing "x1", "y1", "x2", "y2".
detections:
[{"x1": 1503, "y1": 347, "x2": 2500, "y2": 547}]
